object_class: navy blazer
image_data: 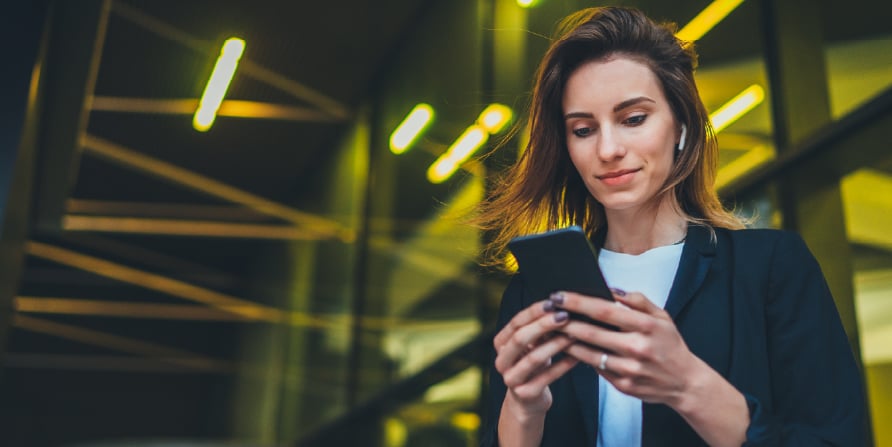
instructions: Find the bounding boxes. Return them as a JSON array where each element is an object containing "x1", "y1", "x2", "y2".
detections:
[{"x1": 481, "y1": 225, "x2": 867, "y2": 446}]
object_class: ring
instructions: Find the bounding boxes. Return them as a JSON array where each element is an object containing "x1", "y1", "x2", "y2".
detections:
[{"x1": 598, "y1": 353, "x2": 609, "y2": 371}]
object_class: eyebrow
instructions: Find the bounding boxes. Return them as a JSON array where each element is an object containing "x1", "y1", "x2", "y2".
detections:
[{"x1": 563, "y1": 96, "x2": 657, "y2": 120}]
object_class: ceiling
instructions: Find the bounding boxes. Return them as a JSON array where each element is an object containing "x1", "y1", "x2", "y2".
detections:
[{"x1": 2, "y1": 0, "x2": 892, "y2": 445}]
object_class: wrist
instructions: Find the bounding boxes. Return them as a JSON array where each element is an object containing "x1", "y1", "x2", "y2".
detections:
[
  {"x1": 670, "y1": 357, "x2": 749, "y2": 447},
  {"x1": 503, "y1": 392, "x2": 549, "y2": 424},
  {"x1": 671, "y1": 356, "x2": 713, "y2": 417}
]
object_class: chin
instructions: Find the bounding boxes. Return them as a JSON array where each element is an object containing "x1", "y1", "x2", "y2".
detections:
[{"x1": 593, "y1": 191, "x2": 645, "y2": 212}]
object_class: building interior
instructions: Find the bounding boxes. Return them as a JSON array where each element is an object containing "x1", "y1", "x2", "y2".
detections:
[{"x1": 1, "y1": 0, "x2": 891, "y2": 445}]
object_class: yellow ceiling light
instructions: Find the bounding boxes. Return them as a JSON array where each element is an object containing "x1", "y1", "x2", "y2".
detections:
[
  {"x1": 516, "y1": 0, "x2": 539, "y2": 8},
  {"x1": 709, "y1": 84, "x2": 765, "y2": 133},
  {"x1": 194, "y1": 37, "x2": 245, "y2": 131},
  {"x1": 477, "y1": 103, "x2": 513, "y2": 134},
  {"x1": 427, "y1": 125, "x2": 489, "y2": 184},
  {"x1": 676, "y1": 0, "x2": 745, "y2": 42},
  {"x1": 390, "y1": 103, "x2": 435, "y2": 154}
]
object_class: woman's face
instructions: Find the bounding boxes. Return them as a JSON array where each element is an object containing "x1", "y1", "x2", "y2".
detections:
[{"x1": 562, "y1": 55, "x2": 680, "y2": 214}]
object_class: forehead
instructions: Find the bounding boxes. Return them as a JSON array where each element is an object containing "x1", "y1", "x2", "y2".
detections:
[{"x1": 562, "y1": 56, "x2": 666, "y2": 110}]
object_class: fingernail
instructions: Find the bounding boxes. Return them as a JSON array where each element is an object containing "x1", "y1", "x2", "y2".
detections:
[
  {"x1": 610, "y1": 288, "x2": 626, "y2": 297},
  {"x1": 542, "y1": 300, "x2": 555, "y2": 312},
  {"x1": 549, "y1": 291, "x2": 565, "y2": 305},
  {"x1": 553, "y1": 311, "x2": 568, "y2": 323}
]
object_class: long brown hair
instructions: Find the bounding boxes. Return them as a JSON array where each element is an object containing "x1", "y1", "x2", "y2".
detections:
[{"x1": 475, "y1": 6, "x2": 743, "y2": 270}]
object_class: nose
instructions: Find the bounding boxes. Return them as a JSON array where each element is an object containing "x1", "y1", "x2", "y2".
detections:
[{"x1": 596, "y1": 126, "x2": 626, "y2": 161}]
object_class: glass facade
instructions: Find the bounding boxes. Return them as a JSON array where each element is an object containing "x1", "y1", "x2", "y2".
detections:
[{"x1": 2, "y1": 0, "x2": 890, "y2": 446}]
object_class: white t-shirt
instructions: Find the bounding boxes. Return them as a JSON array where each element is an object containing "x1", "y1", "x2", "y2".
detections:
[{"x1": 596, "y1": 242, "x2": 684, "y2": 447}]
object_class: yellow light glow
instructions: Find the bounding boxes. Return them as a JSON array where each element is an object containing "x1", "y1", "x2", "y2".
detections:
[
  {"x1": 709, "y1": 84, "x2": 765, "y2": 133},
  {"x1": 194, "y1": 37, "x2": 245, "y2": 131},
  {"x1": 451, "y1": 412, "x2": 481, "y2": 431},
  {"x1": 427, "y1": 159, "x2": 458, "y2": 184},
  {"x1": 676, "y1": 0, "x2": 745, "y2": 42},
  {"x1": 447, "y1": 125, "x2": 489, "y2": 162},
  {"x1": 390, "y1": 103, "x2": 435, "y2": 154},
  {"x1": 516, "y1": 0, "x2": 538, "y2": 8},
  {"x1": 477, "y1": 103, "x2": 513, "y2": 134},
  {"x1": 715, "y1": 144, "x2": 775, "y2": 190},
  {"x1": 427, "y1": 125, "x2": 489, "y2": 183}
]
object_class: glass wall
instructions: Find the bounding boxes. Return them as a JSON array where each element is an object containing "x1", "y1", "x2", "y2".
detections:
[{"x1": 822, "y1": 2, "x2": 892, "y2": 444}]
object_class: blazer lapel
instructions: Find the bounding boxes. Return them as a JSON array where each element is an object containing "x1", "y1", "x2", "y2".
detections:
[{"x1": 664, "y1": 224, "x2": 716, "y2": 319}]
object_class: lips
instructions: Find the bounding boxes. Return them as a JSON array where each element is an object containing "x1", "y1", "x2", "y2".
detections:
[
  {"x1": 597, "y1": 168, "x2": 640, "y2": 186},
  {"x1": 598, "y1": 168, "x2": 639, "y2": 180}
]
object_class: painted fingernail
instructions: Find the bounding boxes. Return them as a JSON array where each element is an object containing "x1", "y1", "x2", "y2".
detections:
[
  {"x1": 542, "y1": 300, "x2": 555, "y2": 312},
  {"x1": 554, "y1": 311, "x2": 568, "y2": 323},
  {"x1": 549, "y1": 291, "x2": 565, "y2": 305},
  {"x1": 610, "y1": 288, "x2": 626, "y2": 297}
]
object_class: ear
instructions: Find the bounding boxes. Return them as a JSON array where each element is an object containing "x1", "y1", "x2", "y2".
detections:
[{"x1": 676, "y1": 124, "x2": 687, "y2": 151}]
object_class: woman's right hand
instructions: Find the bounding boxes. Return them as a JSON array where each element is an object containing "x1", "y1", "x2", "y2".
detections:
[{"x1": 494, "y1": 299, "x2": 578, "y2": 420}]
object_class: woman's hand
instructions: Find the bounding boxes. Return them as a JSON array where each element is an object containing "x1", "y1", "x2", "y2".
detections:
[
  {"x1": 551, "y1": 290, "x2": 749, "y2": 446},
  {"x1": 493, "y1": 300, "x2": 578, "y2": 419},
  {"x1": 550, "y1": 289, "x2": 697, "y2": 407}
]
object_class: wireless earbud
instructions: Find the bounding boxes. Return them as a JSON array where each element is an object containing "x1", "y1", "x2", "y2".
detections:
[{"x1": 677, "y1": 124, "x2": 687, "y2": 151}]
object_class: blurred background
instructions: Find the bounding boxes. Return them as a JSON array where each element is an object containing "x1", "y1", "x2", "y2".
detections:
[{"x1": 1, "y1": 0, "x2": 890, "y2": 445}]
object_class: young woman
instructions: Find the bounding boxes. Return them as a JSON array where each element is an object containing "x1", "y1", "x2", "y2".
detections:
[{"x1": 477, "y1": 6, "x2": 866, "y2": 447}]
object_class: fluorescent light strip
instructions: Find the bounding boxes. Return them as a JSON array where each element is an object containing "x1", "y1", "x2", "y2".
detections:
[
  {"x1": 676, "y1": 0, "x2": 745, "y2": 42},
  {"x1": 194, "y1": 38, "x2": 245, "y2": 131},
  {"x1": 427, "y1": 125, "x2": 489, "y2": 184},
  {"x1": 390, "y1": 103, "x2": 435, "y2": 154},
  {"x1": 425, "y1": 103, "x2": 513, "y2": 184},
  {"x1": 478, "y1": 103, "x2": 513, "y2": 134},
  {"x1": 111, "y1": 3, "x2": 350, "y2": 119},
  {"x1": 710, "y1": 84, "x2": 765, "y2": 133}
]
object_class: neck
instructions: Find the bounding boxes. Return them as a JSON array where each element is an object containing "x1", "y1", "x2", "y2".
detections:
[{"x1": 602, "y1": 198, "x2": 688, "y2": 255}]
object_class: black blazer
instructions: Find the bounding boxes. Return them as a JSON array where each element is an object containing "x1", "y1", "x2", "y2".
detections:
[{"x1": 481, "y1": 225, "x2": 867, "y2": 446}]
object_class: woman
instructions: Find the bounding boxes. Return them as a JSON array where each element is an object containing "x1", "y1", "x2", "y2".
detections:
[{"x1": 477, "y1": 6, "x2": 866, "y2": 447}]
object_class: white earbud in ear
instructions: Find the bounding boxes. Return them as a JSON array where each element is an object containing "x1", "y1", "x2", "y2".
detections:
[{"x1": 677, "y1": 124, "x2": 687, "y2": 151}]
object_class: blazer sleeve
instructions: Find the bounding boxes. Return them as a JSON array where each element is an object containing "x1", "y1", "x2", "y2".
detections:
[
  {"x1": 480, "y1": 274, "x2": 525, "y2": 447},
  {"x1": 743, "y1": 232, "x2": 867, "y2": 446}
]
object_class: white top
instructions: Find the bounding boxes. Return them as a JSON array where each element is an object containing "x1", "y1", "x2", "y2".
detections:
[{"x1": 596, "y1": 242, "x2": 684, "y2": 447}]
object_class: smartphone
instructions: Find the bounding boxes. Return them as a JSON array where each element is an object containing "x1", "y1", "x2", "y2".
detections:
[{"x1": 508, "y1": 225, "x2": 616, "y2": 329}]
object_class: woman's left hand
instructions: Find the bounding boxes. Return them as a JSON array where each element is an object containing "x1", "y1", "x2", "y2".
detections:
[{"x1": 552, "y1": 289, "x2": 699, "y2": 408}]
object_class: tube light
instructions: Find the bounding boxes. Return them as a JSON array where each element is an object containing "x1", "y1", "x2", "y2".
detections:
[
  {"x1": 676, "y1": 0, "x2": 745, "y2": 42},
  {"x1": 427, "y1": 125, "x2": 488, "y2": 184},
  {"x1": 194, "y1": 38, "x2": 245, "y2": 131},
  {"x1": 710, "y1": 84, "x2": 764, "y2": 133},
  {"x1": 516, "y1": 0, "x2": 539, "y2": 7},
  {"x1": 390, "y1": 103, "x2": 435, "y2": 154},
  {"x1": 477, "y1": 103, "x2": 513, "y2": 134}
]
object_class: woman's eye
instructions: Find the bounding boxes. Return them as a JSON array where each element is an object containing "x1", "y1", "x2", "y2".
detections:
[
  {"x1": 625, "y1": 114, "x2": 647, "y2": 125},
  {"x1": 572, "y1": 127, "x2": 592, "y2": 137}
]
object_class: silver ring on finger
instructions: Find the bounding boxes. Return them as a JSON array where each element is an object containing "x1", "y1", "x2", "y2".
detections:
[{"x1": 598, "y1": 353, "x2": 609, "y2": 371}]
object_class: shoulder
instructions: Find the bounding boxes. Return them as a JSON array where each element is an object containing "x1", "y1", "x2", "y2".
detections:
[
  {"x1": 714, "y1": 227, "x2": 811, "y2": 255},
  {"x1": 713, "y1": 227, "x2": 823, "y2": 285}
]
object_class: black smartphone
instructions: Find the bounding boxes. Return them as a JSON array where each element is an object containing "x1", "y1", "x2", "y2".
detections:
[{"x1": 508, "y1": 225, "x2": 616, "y2": 329}]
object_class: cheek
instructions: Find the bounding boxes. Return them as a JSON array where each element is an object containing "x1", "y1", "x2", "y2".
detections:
[{"x1": 566, "y1": 144, "x2": 587, "y2": 173}]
